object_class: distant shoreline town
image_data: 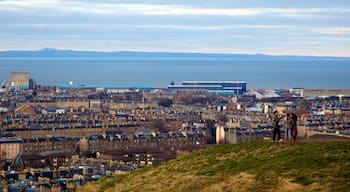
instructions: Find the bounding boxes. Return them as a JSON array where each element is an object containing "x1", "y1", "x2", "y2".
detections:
[
  {"x1": 0, "y1": 72, "x2": 349, "y2": 191},
  {"x1": 0, "y1": 48, "x2": 349, "y2": 59},
  {"x1": 2, "y1": 72, "x2": 350, "y2": 96}
]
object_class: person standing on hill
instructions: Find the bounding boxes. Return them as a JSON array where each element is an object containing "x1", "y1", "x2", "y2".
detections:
[
  {"x1": 291, "y1": 113, "x2": 298, "y2": 142},
  {"x1": 285, "y1": 113, "x2": 292, "y2": 142},
  {"x1": 272, "y1": 111, "x2": 282, "y2": 142}
]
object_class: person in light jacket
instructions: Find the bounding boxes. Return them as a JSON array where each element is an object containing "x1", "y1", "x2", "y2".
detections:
[{"x1": 285, "y1": 113, "x2": 292, "y2": 142}]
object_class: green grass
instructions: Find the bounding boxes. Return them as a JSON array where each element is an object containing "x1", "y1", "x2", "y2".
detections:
[{"x1": 94, "y1": 142, "x2": 350, "y2": 192}]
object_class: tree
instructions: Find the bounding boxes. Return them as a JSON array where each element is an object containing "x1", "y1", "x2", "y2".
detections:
[
  {"x1": 298, "y1": 98, "x2": 310, "y2": 110},
  {"x1": 216, "y1": 113, "x2": 228, "y2": 123},
  {"x1": 205, "y1": 119, "x2": 216, "y2": 144},
  {"x1": 150, "y1": 119, "x2": 168, "y2": 133},
  {"x1": 158, "y1": 98, "x2": 173, "y2": 107}
]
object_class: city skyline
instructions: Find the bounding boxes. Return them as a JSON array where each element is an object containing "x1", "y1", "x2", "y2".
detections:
[{"x1": 0, "y1": 0, "x2": 350, "y2": 56}]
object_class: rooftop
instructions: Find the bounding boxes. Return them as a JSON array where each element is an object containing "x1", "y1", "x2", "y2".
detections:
[
  {"x1": 0, "y1": 137, "x2": 24, "y2": 144},
  {"x1": 182, "y1": 81, "x2": 247, "y2": 84}
]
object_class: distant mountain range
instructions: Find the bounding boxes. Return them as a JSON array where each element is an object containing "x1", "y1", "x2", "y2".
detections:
[{"x1": 0, "y1": 48, "x2": 348, "y2": 59}]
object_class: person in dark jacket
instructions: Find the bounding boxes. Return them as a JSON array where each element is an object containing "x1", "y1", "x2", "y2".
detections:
[
  {"x1": 291, "y1": 113, "x2": 298, "y2": 142},
  {"x1": 272, "y1": 111, "x2": 282, "y2": 142}
]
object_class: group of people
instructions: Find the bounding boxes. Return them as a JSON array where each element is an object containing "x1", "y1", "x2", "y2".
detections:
[{"x1": 272, "y1": 111, "x2": 298, "y2": 142}]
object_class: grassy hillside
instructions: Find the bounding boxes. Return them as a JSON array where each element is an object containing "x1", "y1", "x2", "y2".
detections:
[{"x1": 85, "y1": 142, "x2": 350, "y2": 192}]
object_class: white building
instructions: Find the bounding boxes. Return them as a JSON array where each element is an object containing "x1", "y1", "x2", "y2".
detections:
[{"x1": 289, "y1": 88, "x2": 304, "y2": 97}]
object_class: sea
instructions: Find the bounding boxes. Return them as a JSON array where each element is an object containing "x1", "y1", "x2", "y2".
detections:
[{"x1": 0, "y1": 57, "x2": 349, "y2": 89}]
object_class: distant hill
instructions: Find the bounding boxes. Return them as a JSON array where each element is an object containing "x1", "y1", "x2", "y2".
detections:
[
  {"x1": 0, "y1": 48, "x2": 348, "y2": 59},
  {"x1": 84, "y1": 142, "x2": 350, "y2": 192}
]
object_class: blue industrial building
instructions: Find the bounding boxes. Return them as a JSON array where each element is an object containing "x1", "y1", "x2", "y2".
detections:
[{"x1": 168, "y1": 81, "x2": 247, "y2": 95}]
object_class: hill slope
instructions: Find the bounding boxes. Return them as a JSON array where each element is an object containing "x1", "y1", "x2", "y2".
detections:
[{"x1": 86, "y1": 142, "x2": 350, "y2": 192}]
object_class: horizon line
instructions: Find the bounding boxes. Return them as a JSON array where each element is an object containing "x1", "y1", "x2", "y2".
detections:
[{"x1": 0, "y1": 47, "x2": 349, "y2": 58}]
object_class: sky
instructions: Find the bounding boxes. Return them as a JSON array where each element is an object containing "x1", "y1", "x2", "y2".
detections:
[{"x1": 0, "y1": 0, "x2": 350, "y2": 56}]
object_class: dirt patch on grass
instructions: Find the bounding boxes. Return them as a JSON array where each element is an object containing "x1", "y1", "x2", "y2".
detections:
[
  {"x1": 112, "y1": 173, "x2": 205, "y2": 192},
  {"x1": 215, "y1": 152, "x2": 239, "y2": 161},
  {"x1": 306, "y1": 182, "x2": 329, "y2": 192},
  {"x1": 203, "y1": 172, "x2": 256, "y2": 192},
  {"x1": 274, "y1": 179, "x2": 304, "y2": 192},
  {"x1": 77, "y1": 183, "x2": 99, "y2": 192},
  {"x1": 274, "y1": 179, "x2": 330, "y2": 192}
]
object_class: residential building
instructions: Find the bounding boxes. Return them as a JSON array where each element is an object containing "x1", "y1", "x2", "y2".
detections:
[
  {"x1": 10, "y1": 72, "x2": 29, "y2": 89},
  {"x1": 0, "y1": 137, "x2": 24, "y2": 161}
]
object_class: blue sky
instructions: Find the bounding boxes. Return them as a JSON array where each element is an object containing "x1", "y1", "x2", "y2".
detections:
[{"x1": 0, "y1": 0, "x2": 350, "y2": 56}]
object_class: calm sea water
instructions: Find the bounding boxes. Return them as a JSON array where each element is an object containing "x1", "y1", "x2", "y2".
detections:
[{"x1": 0, "y1": 57, "x2": 349, "y2": 89}]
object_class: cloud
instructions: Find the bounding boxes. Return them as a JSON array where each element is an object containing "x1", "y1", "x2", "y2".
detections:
[
  {"x1": 0, "y1": 1, "x2": 262, "y2": 16},
  {"x1": 0, "y1": 0, "x2": 349, "y2": 56},
  {"x1": 0, "y1": 0, "x2": 349, "y2": 19},
  {"x1": 2, "y1": 23, "x2": 298, "y2": 31},
  {"x1": 319, "y1": 27, "x2": 350, "y2": 35}
]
